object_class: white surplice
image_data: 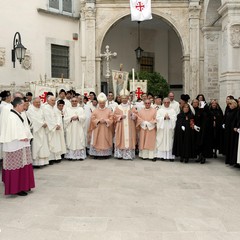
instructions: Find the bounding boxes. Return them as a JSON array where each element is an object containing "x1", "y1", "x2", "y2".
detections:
[
  {"x1": 155, "y1": 106, "x2": 176, "y2": 159},
  {"x1": 64, "y1": 106, "x2": 86, "y2": 159},
  {"x1": 43, "y1": 104, "x2": 66, "y2": 161},
  {"x1": 27, "y1": 106, "x2": 50, "y2": 166}
]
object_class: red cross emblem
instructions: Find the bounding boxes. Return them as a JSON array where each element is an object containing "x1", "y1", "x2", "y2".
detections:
[
  {"x1": 135, "y1": 87, "x2": 144, "y2": 99},
  {"x1": 39, "y1": 92, "x2": 48, "y2": 103},
  {"x1": 136, "y1": 1, "x2": 145, "y2": 12},
  {"x1": 84, "y1": 92, "x2": 91, "y2": 100}
]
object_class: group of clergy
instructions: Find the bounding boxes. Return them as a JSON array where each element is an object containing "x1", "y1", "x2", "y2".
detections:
[{"x1": 0, "y1": 88, "x2": 240, "y2": 196}]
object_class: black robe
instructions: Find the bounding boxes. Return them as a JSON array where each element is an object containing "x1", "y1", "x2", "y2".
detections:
[
  {"x1": 193, "y1": 105, "x2": 213, "y2": 158},
  {"x1": 172, "y1": 111, "x2": 196, "y2": 159},
  {"x1": 209, "y1": 107, "x2": 224, "y2": 153},
  {"x1": 224, "y1": 107, "x2": 238, "y2": 165}
]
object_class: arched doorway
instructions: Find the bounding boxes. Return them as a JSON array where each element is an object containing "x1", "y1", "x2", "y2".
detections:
[{"x1": 100, "y1": 14, "x2": 183, "y2": 97}]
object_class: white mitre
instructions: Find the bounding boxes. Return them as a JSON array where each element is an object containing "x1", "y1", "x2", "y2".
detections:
[
  {"x1": 120, "y1": 88, "x2": 129, "y2": 97},
  {"x1": 97, "y1": 92, "x2": 107, "y2": 102}
]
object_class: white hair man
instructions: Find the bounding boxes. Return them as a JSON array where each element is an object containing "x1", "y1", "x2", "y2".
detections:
[
  {"x1": 155, "y1": 97, "x2": 177, "y2": 161},
  {"x1": 42, "y1": 96, "x2": 66, "y2": 164},
  {"x1": 27, "y1": 97, "x2": 50, "y2": 167}
]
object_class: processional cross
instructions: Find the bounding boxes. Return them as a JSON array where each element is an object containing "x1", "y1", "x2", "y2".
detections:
[{"x1": 100, "y1": 45, "x2": 117, "y2": 79}]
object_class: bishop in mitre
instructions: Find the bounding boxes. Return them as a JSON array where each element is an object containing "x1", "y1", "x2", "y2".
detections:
[
  {"x1": 27, "y1": 97, "x2": 50, "y2": 167},
  {"x1": 155, "y1": 97, "x2": 176, "y2": 161},
  {"x1": 88, "y1": 92, "x2": 113, "y2": 158},
  {"x1": 64, "y1": 97, "x2": 87, "y2": 160},
  {"x1": 114, "y1": 89, "x2": 137, "y2": 160}
]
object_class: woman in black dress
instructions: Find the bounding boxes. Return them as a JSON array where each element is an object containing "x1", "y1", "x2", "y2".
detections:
[
  {"x1": 209, "y1": 99, "x2": 224, "y2": 158},
  {"x1": 173, "y1": 103, "x2": 196, "y2": 163}
]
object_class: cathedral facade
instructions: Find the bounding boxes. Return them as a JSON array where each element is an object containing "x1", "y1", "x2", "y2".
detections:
[{"x1": 0, "y1": 0, "x2": 240, "y2": 106}]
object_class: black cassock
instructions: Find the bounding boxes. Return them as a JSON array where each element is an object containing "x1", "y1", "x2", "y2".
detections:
[
  {"x1": 224, "y1": 107, "x2": 238, "y2": 165},
  {"x1": 209, "y1": 107, "x2": 224, "y2": 154},
  {"x1": 172, "y1": 111, "x2": 196, "y2": 159},
  {"x1": 194, "y1": 105, "x2": 214, "y2": 158}
]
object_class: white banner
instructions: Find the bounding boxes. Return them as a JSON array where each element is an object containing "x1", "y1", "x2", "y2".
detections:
[
  {"x1": 129, "y1": 80, "x2": 147, "y2": 99},
  {"x1": 112, "y1": 70, "x2": 129, "y2": 97},
  {"x1": 75, "y1": 88, "x2": 95, "y2": 99},
  {"x1": 130, "y1": 0, "x2": 152, "y2": 22},
  {"x1": 35, "y1": 85, "x2": 56, "y2": 103}
]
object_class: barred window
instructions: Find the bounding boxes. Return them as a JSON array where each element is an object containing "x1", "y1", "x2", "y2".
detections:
[
  {"x1": 51, "y1": 44, "x2": 69, "y2": 79},
  {"x1": 49, "y1": 0, "x2": 72, "y2": 13},
  {"x1": 140, "y1": 52, "x2": 154, "y2": 73}
]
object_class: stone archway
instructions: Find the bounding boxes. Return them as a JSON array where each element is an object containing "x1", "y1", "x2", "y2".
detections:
[{"x1": 99, "y1": 14, "x2": 185, "y2": 98}]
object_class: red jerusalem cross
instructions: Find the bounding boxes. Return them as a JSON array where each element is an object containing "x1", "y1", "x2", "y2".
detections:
[
  {"x1": 39, "y1": 92, "x2": 48, "y2": 103},
  {"x1": 136, "y1": 1, "x2": 145, "y2": 12},
  {"x1": 135, "y1": 87, "x2": 144, "y2": 99},
  {"x1": 84, "y1": 92, "x2": 90, "y2": 100}
]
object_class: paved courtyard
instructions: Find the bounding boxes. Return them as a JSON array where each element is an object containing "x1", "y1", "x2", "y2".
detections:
[{"x1": 1, "y1": 156, "x2": 240, "y2": 240}]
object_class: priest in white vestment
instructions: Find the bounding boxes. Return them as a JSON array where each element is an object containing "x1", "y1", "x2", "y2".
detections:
[
  {"x1": 106, "y1": 92, "x2": 118, "y2": 112},
  {"x1": 43, "y1": 96, "x2": 66, "y2": 164},
  {"x1": 64, "y1": 97, "x2": 87, "y2": 160},
  {"x1": 0, "y1": 97, "x2": 35, "y2": 196},
  {"x1": 27, "y1": 98, "x2": 50, "y2": 167},
  {"x1": 155, "y1": 98, "x2": 177, "y2": 161},
  {"x1": 0, "y1": 90, "x2": 13, "y2": 160},
  {"x1": 168, "y1": 92, "x2": 180, "y2": 115}
]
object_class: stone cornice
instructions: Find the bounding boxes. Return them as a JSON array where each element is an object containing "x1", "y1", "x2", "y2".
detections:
[
  {"x1": 37, "y1": 8, "x2": 80, "y2": 20},
  {"x1": 201, "y1": 26, "x2": 221, "y2": 32},
  {"x1": 218, "y1": 2, "x2": 240, "y2": 16}
]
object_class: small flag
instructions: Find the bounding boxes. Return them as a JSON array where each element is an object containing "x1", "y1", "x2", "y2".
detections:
[{"x1": 130, "y1": 0, "x2": 152, "y2": 21}]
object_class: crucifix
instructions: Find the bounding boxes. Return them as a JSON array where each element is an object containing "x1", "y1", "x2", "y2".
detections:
[{"x1": 100, "y1": 45, "x2": 117, "y2": 91}]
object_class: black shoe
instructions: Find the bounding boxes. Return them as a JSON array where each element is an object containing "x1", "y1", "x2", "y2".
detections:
[
  {"x1": 234, "y1": 164, "x2": 240, "y2": 168},
  {"x1": 49, "y1": 160, "x2": 54, "y2": 165},
  {"x1": 152, "y1": 159, "x2": 157, "y2": 162},
  {"x1": 55, "y1": 160, "x2": 61, "y2": 163},
  {"x1": 33, "y1": 166, "x2": 41, "y2": 169},
  {"x1": 170, "y1": 159, "x2": 174, "y2": 162},
  {"x1": 213, "y1": 153, "x2": 217, "y2": 159},
  {"x1": 184, "y1": 159, "x2": 189, "y2": 163},
  {"x1": 17, "y1": 191, "x2": 28, "y2": 196},
  {"x1": 94, "y1": 156, "x2": 98, "y2": 159},
  {"x1": 180, "y1": 158, "x2": 184, "y2": 163}
]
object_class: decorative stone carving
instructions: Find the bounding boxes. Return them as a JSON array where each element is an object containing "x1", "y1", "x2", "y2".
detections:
[
  {"x1": 22, "y1": 50, "x2": 32, "y2": 70},
  {"x1": 0, "y1": 47, "x2": 6, "y2": 66},
  {"x1": 205, "y1": 33, "x2": 219, "y2": 41},
  {"x1": 230, "y1": 25, "x2": 240, "y2": 48}
]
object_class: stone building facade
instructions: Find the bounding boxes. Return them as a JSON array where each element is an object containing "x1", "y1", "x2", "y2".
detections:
[{"x1": 0, "y1": 0, "x2": 240, "y2": 106}]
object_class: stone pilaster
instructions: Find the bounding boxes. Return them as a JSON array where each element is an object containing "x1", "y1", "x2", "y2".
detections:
[
  {"x1": 188, "y1": 0, "x2": 201, "y2": 98},
  {"x1": 80, "y1": 0, "x2": 96, "y2": 90},
  {"x1": 218, "y1": 1, "x2": 240, "y2": 106},
  {"x1": 202, "y1": 27, "x2": 221, "y2": 101}
]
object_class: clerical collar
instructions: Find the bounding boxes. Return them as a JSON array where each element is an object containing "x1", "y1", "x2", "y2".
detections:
[
  {"x1": 121, "y1": 103, "x2": 129, "y2": 107},
  {"x1": 98, "y1": 107, "x2": 106, "y2": 110}
]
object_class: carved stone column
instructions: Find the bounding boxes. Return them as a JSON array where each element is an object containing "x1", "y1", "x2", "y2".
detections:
[
  {"x1": 202, "y1": 27, "x2": 221, "y2": 101},
  {"x1": 188, "y1": 0, "x2": 201, "y2": 98},
  {"x1": 80, "y1": 0, "x2": 96, "y2": 90},
  {"x1": 218, "y1": 1, "x2": 240, "y2": 106}
]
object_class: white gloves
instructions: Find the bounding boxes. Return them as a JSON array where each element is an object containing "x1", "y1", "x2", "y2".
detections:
[
  {"x1": 194, "y1": 125, "x2": 200, "y2": 132},
  {"x1": 181, "y1": 126, "x2": 185, "y2": 131},
  {"x1": 141, "y1": 121, "x2": 155, "y2": 130},
  {"x1": 222, "y1": 124, "x2": 225, "y2": 129},
  {"x1": 237, "y1": 128, "x2": 240, "y2": 134}
]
